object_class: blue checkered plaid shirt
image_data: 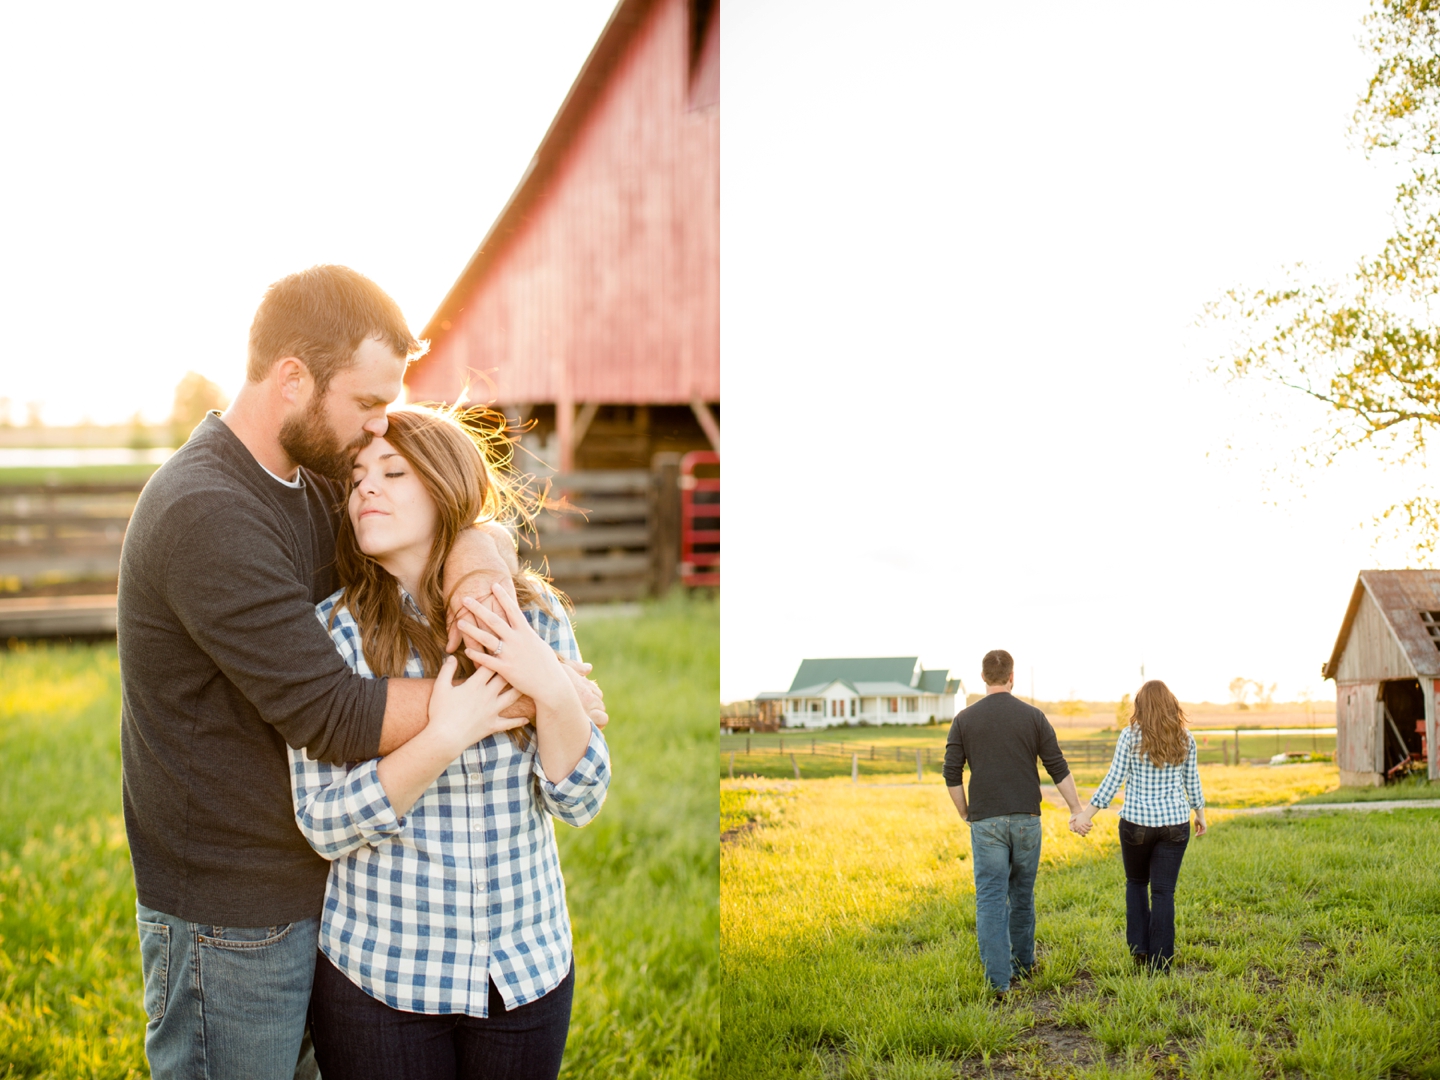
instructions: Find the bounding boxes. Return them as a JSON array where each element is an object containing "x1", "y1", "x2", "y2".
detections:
[
  {"x1": 1090, "y1": 726, "x2": 1204, "y2": 827},
  {"x1": 289, "y1": 588, "x2": 609, "y2": 1018}
]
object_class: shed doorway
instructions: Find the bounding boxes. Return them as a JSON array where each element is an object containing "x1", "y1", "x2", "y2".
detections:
[{"x1": 1380, "y1": 678, "x2": 1426, "y2": 779}]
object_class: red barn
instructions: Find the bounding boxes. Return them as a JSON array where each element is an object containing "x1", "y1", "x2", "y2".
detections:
[{"x1": 406, "y1": 0, "x2": 720, "y2": 473}]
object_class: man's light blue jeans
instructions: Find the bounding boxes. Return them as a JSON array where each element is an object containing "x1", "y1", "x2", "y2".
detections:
[
  {"x1": 136, "y1": 901, "x2": 320, "y2": 1080},
  {"x1": 968, "y1": 813, "x2": 1042, "y2": 991}
]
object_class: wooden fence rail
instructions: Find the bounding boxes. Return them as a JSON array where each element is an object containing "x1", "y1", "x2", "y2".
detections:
[
  {"x1": 716, "y1": 738, "x2": 1125, "y2": 768},
  {"x1": 0, "y1": 458, "x2": 696, "y2": 631}
]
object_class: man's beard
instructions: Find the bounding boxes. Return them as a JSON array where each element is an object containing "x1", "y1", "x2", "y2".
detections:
[{"x1": 279, "y1": 397, "x2": 370, "y2": 482}]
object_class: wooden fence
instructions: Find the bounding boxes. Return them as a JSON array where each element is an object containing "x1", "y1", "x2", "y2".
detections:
[
  {"x1": 0, "y1": 457, "x2": 695, "y2": 633},
  {"x1": 518, "y1": 460, "x2": 682, "y2": 604},
  {"x1": 0, "y1": 482, "x2": 140, "y2": 587},
  {"x1": 718, "y1": 732, "x2": 1339, "y2": 773},
  {"x1": 718, "y1": 737, "x2": 1123, "y2": 769}
]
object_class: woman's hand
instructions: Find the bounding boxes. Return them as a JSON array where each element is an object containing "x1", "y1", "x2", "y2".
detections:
[
  {"x1": 1070, "y1": 804, "x2": 1095, "y2": 836},
  {"x1": 456, "y1": 584, "x2": 572, "y2": 710},
  {"x1": 457, "y1": 582, "x2": 594, "y2": 782},
  {"x1": 376, "y1": 656, "x2": 527, "y2": 819},
  {"x1": 1193, "y1": 811, "x2": 1207, "y2": 837},
  {"x1": 427, "y1": 655, "x2": 527, "y2": 756}
]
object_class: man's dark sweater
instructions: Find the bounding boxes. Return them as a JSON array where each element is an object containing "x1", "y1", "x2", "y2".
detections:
[
  {"x1": 119, "y1": 413, "x2": 388, "y2": 926},
  {"x1": 942, "y1": 692, "x2": 1070, "y2": 820}
]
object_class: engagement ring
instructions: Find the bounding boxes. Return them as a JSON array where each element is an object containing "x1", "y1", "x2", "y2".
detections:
[{"x1": 493, "y1": 642, "x2": 504, "y2": 657}]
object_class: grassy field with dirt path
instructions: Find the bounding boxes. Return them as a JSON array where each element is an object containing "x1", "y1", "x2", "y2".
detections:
[{"x1": 721, "y1": 774, "x2": 1440, "y2": 1079}]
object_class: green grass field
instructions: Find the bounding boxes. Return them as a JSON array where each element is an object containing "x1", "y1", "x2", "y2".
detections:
[
  {"x1": 721, "y1": 777, "x2": 1440, "y2": 1079},
  {"x1": 0, "y1": 465, "x2": 159, "y2": 486},
  {"x1": 0, "y1": 592, "x2": 717, "y2": 1079}
]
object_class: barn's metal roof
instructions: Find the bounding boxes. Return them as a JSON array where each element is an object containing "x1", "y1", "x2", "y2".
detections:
[
  {"x1": 1323, "y1": 570, "x2": 1440, "y2": 680},
  {"x1": 418, "y1": 0, "x2": 652, "y2": 345}
]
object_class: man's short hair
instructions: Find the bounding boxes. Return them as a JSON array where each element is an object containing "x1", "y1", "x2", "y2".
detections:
[
  {"x1": 981, "y1": 650, "x2": 1014, "y2": 686},
  {"x1": 246, "y1": 265, "x2": 425, "y2": 394}
]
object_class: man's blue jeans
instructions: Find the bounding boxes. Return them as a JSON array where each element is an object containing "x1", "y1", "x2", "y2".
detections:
[
  {"x1": 136, "y1": 901, "x2": 320, "y2": 1080},
  {"x1": 968, "y1": 813, "x2": 1042, "y2": 991}
]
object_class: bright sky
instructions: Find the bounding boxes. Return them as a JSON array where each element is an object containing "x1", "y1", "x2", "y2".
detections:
[
  {"x1": 0, "y1": 1, "x2": 617, "y2": 427},
  {"x1": 723, "y1": 0, "x2": 1419, "y2": 705}
]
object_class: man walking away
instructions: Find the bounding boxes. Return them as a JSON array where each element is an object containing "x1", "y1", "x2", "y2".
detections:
[{"x1": 943, "y1": 650, "x2": 1084, "y2": 993}]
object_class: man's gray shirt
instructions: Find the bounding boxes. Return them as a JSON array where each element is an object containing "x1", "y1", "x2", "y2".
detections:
[
  {"x1": 119, "y1": 413, "x2": 387, "y2": 925},
  {"x1": 942, "y1": 692, "x2": 1070, "y2": 820}
]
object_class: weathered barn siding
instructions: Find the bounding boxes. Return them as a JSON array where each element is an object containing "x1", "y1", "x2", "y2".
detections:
[
  {"x1": 1334, "y1": 589, "x2": 1415, "y2": 684},
  {"x1": 1425, "y1": 679, "x2": 1438, "y2": 783},
  {"x1": 406, "y1": 0, "x2": 719, "y2": 409},
  {"x1": 1336, "y1": 681, "x2": 1382, "y2": 785}
]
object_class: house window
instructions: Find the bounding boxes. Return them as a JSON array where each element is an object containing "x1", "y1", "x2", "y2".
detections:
[
  {"x1": 887, "y1": 697, "x2": 898, "y2": 713},
  {"x1": 810, "y1": 700, "x2": 821, "y2": 712},
  {"x1": 850, "y1": 699, "x2": 857, "y2": 717},
  {"x1": 904, "y1": 697, "x2": 918, "y2": 712},
  {"x1": 1421, "y1": 611, "x2": 1440, "y2": 652}
]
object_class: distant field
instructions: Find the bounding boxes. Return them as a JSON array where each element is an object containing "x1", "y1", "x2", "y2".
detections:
[
  {"x1": 721, "y1": 776, "x2": 1440, "y2": 1078},
  {"x1": 0, "y1": 464, "x2": 159, "y2": 485}
]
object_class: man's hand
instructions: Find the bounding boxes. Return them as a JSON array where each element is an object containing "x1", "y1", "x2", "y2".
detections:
[
  {"x1": 563, "y1": 658, "x2": 608, "y2": 729},
  {"x1": 1068, "y1": 814, "x2": 1091, "y2": 836},
  {"x1": 946, "y1": 784, "x2": 969, "y2": 823},
  {"x1": 443, "y1": 525, "x2": 518, "y2": 652}
]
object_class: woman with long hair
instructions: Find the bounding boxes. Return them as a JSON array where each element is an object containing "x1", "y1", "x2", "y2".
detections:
[
  {"x1": 287, "y1": 405, "x2": 609, "y2": 1080},
  {"x1": 1073, "y1": 680, "x2": 1205, "y2": 972}
]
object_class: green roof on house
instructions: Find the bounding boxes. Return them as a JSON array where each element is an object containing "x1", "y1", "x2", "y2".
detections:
[
  {"x1": 788, "y1": 657, "x2": 921, "y2": 692},
  {"x1": 916, "y1": 669, "x2": 951, "y2": 693}
]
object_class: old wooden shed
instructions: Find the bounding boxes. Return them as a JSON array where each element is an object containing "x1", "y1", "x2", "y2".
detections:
[
  {"x1": 1322, "y1": 570, "x2": 1440, "y2": 785},
  {"x1": 404, "y1": 0, "x2": 720, "y2": 473}
]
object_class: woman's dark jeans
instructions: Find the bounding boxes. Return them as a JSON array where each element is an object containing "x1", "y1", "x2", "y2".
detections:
[
  {"x1": 1118, "y1": 819, "x2": 1189, "y2": 968},
  {"x1": 309, "y1": 953, "x2": 574, "y2": 1080}
]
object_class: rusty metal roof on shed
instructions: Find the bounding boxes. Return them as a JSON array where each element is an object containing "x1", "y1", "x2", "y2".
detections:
[{"x1": 1323, "y1": 570, "x2": 1440, "y2": 680}]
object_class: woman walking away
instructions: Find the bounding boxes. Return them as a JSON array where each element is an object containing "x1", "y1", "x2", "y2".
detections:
[{"x1": 1072, "y1": 680, "x2": 1205, "y2": 972}]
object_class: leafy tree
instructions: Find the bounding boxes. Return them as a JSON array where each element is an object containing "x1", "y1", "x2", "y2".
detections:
[
  {"x1": 1252, "y1": 680, "x2": 1277, "y2": 712},
  {"x1": 1210, "y1": 0, "x2": 1440, "y2": 554},
  {"x1": 1114, "y1": 693, "x2": 1132, "y2": 730},
  {"x1": 170, "y1": 372, "x2": 229, "y2": 447},
  {"x1": 1229, "y1": 677, "x2": 1252, "y2": 712}
]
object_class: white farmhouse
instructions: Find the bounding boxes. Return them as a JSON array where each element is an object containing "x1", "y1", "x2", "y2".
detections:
[{"x1": 757, "y1": 657, "x2": 964, "y2": 729}]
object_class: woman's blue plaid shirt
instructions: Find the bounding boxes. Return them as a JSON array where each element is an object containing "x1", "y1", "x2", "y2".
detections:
[
  {"x1": 288, "y1": 589, "x2": 609, "y2": 1018},
  {"x1": 1090, "y1": 726, "x2": 1204, "y2": 827}
]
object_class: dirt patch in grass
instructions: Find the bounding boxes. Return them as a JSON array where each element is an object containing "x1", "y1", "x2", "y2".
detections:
[
  {"x1": 1018, "y1": 1018, "x2": 1102, "y2": 1064},
  {"x1": 721, "y1": 819, "x2": 760, "y2": 845}
]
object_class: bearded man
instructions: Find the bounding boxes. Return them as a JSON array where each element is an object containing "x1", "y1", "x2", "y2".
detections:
[{"x1": 118, "y1": 265, "x2": 606, "y2": 1080}]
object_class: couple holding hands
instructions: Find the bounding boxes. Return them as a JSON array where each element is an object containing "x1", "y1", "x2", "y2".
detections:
[{"x1": 943, "y1": 650, "x2": 1207, "y2": 994}]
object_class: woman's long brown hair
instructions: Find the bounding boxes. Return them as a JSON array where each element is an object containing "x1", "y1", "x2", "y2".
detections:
[
  {"x1": 1130, "y1": 680, "x2": 1190, "y2": 767},
  {"x1": 332, "y1": 405, "x2": 560, "y2": 744}
]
